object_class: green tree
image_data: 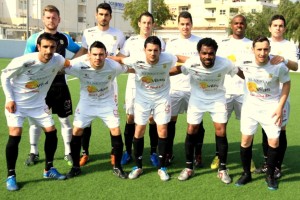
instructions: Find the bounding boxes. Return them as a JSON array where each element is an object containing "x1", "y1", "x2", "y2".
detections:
[{"x1": 123, "y1": 0, "x2": 173, "y2": 34}]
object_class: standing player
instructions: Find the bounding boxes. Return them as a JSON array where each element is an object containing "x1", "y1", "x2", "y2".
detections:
[
  {"x1": 235, "y1": 36, "x2": 290, "y2": 190},
  {"x1": 255, "y1": 15, "x2": 298, "y2": 178},
  {"x1": 214, "y1": 14, "x2": 256, "y2": 172},
  {"x1": 117, "y1": 11, "x2": 165, "y2": 167},
  {"x1": 74, "y1": 2, "x2": 126, "y2": 166},
  {"x1": 170, "y1": 38, "x2": 236, "y2": 183},
  {"x1": 65, "y1": 41, "x2": 129, "y2": 179},
  {"x1": 1, "y1": 33, "x2": 68, "y2": 191},
  {"x1": 111, "y1": 36, "x2": 177, "y2": 181},
  {"x1": 165, "y1": 11, "x2": 204, "y2": 167},
  {"x1": 24, "y1": 5, "x2": 80, "y2": 166}
]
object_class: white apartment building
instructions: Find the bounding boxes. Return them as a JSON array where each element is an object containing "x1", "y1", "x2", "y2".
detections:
[
  {"x1": 0, "y1": 0, "x2": 133, "y2": 40},
  {"x1": 155, "y1": 0, "x2": 279, "y2": 41}
]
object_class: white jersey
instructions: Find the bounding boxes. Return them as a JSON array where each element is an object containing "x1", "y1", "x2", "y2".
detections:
[
  {"x1": 123, "y1": 52, "x2": 177, "y2": 101},
  {"x1": 1, "y1": 53, "x2": 65, "y2": 108},
  {"x1": 81, "y1": 26, "x2": 125, "y2": 56},
  {"x1": 67, "y1": 56, "x2": 127, "y2": 104},
  {"x1": 181, "y1": 56, "x2": 237, "y2": 102},
  {"x1": 268, "y1": 38, "x2": 298, "y2": 62},
  {"x1": 119, "y1": 35, "x2": 166, "y2": 89},
  {"x1": 239, "y1": 57, "x2": 290, "y2": 106},
  {"x1": 218, "y1": 37, "x2": 253, "y2": 95},
  {"x1": 166, "y1": 34, "x2": 201, "y2": 91}
]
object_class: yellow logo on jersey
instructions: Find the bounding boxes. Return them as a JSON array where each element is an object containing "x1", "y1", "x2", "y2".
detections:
[
  {"x1": 227, "y1": 54, "x2": 236, "y2": 62},
  {"x1": 247, "y1": 82, "x2": 257, "y2": 92},
  {"x1": 25, "y1": 80, "x2": 39, "y2": 89},
  {"x1": 199, "y1": 82, "x2": 208, "y2": 89},
  {"x1": 87, "y1": 85, "x2": 97, "y2": 93},
  {"x1": 141, "y1": 76, "x2": 153, "y2": 83}
]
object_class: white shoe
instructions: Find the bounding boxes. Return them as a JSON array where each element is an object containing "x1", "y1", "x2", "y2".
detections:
[
  {"x1": 178, "y1": 168, "x2": 194, "y2": 181},
  {"x1": 158, "y1": 167, "x2": 170, "y2": 181},
  {"x1": 128, "y1": 166, "x2": 143, "y2": 179},
  {"x1": 217, "y1": 169, "x2": 231, "y2": 184}
]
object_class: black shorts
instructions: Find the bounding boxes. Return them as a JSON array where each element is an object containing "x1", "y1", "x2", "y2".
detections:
[{"x1": 45, "y1": 84, "x2": 73, "y2": 118}]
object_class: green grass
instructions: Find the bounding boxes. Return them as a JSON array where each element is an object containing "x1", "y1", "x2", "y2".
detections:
[{"x1": 0, "y1": 58, "x2": 300, "y2": 199}]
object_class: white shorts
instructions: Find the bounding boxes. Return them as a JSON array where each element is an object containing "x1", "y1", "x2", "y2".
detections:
[
  {"x1": 281, "y1": 100, "x2": 290, "y2": 127},
  {"x1": 187, "y1": 97, "x2": 227, "y2": 124},
  {"x1": 73, "y1": 100, "x2": 120, "y2": 129},
  {"x1": 5, "y1": 104, "x2": 54, "y2": 128},
  {"x1": 241, "y1": 102, "x2": 281, "y2": 139},
  {"x1": 134, "y1": 97, "x2": 171, "y2": 125},
  {"x1": 170, "y1": 90, "x2": 190, "y2": 116},
  {"x1": 226, "y1": 94, "x2": 243, "y2": 120},
  {"x1": 124, "y1": 74, "x2": 135, "y2": 115}
]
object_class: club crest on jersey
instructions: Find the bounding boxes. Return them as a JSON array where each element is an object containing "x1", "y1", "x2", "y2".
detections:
[
  {"x1": 113, "y1": 36, "x2": 117, "y2": 41},
  {"x1": 217, "y1": 73, "x2": 221, "y2": 77},
  {"x1": 108, "y1": 75, "x2": 112, "y2": 80},
  {"x1": 163, "y1": 64, "x2": 167, "y2": 69},
  {"x1": 60, "y1": 39, "x2": 64, "y2": 45},
  {"x1": 268, "y1": 74, "x2": 273, "y2": 78}
]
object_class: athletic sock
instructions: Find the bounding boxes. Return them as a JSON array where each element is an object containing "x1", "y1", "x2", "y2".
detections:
[
  {"x1": 58, "y1": 116, "x2": 72, "y2": 155},
  {"x1": 185, "y1": 133, "x2": 196, "y2": 169},
  {"x1": 158, "y1": 137, "x2": 167, "y2": 168},
  {"x1": 266, "y1": 146, "x2": 279, "y2": 177},
  {"x1": 195, "y1": 121, "x2": 205, "y2": 156},
  {"x1": 240, "y1": 145, "x2": 252, "y2": 174},
  {"x1": 149, "y1": 123, "x2": 158, "y2": 155},
  {"x1": 166, "y1": 121, "x2": 176, "y2": 155},
  {"x1": 214, "y1": 134, "x2": 219, "y2": 157},
  {"x1": 111, "y1": 135, "x2": 124, "y2": 169},
  {"x1": 70, "y1": 135, "x2": 82, "y2": 168},
  {"x1": 29, "y1": 125, "x2": 41, "y2": 155},
  {"x1": 6, "y1": 135, "x2": 21, "y2": 177},
  {"x1": 216, "y1": 135, "x2": 228, "y2": 170},
  {"x1": 262, "y1": 128, "x2": 268, "y2": 162},
  {"x1": 277, "y1": 130, "x2": 287, "y2": 169},
  {"x1": 133, "y1": 137, "x2": 144, "y2": 168},
  {"x1": 124, "y1": 122, "x2": 135, "y2": 155},
  {"x1": 81, "y1": 125, "x2": 92, "y2": 155},
  {"x1": 44, "y1": 130, "x2": 58, "y2": 171}
]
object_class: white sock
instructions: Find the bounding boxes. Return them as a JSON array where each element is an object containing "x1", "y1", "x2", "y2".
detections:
[
  {"x1": 29, "y1": 125, "x2": 42, "y2": 155},
  {"x1": 58, "y1": 116, "x2": 72, "y2": 155}
]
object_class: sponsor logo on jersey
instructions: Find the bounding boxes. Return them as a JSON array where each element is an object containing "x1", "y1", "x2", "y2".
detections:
[
  {"x1": 191, "y1": 64, "x2": 200, "y2": 68},
  {"x1": 24, "y1": 61, "x2": 36, "y2": 68}
]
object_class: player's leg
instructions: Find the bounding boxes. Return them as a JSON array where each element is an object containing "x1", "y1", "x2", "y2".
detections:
[
  {"x1": 25, "y1": 124, "x2": 41, "y2": 166},
  {"x1": 148, "y1": 116, "x2": 159, "y2": 167}
]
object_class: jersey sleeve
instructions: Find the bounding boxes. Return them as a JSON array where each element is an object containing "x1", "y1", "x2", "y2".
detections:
[
  {"x1": 64, "y1": 33, "x2": 81, "y2": 53},
  {"x1": 278, "y1": 64, "x2": 290, "y2": 84},
  {"x1": 81, "y1": 30, "x2": 88, "y2": 49},
  {"x1": 24, "y1": 34, "x2": 38, "y2": 54}
]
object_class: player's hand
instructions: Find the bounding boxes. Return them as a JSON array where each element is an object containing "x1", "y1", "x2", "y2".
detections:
[
  {"x1": 270, "y1": 55, "x2": 284, "y2": 65},
  {"x1": 272, "y1": 107, "x2": 283, "y2": 127},
  {"x1": 5, "y1": 101, "x2": 16, "y2": 113}
]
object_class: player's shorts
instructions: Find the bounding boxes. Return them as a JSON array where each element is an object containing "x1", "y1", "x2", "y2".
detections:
[
  {"x1": 226, "y1": 94, "x2": 243, "y2": 120},
  {"x1": 241, "y1": 102, "x2": 281, "y2": 139},
  {"x1": 5, "y1": 104, "x2": 54, "y2": 128},
  {"x1": 134, "y1": 97, "x2": 171, "y2": 125},
  {"x1": 170, "y1": 90, "x2": 190, "y2": 116},
  {"x1": 73, "y1": 100, "x2": 120, "y2": 129},
  {"x1": 187, "y1": 96, "x2": 227, "y2": 124},
  {"x1": 45, "y1": 84, "x2": 72, "y2": 118},
  {"x1": 124, "y1": 74, "x2": 135, "y2": 115},
  {"x1": 281, "y1": 100, "x2": 290, "y2": 127}
]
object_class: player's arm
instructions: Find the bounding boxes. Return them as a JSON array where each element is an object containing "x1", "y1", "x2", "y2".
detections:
[
  {"x1": 177, "y1": 55, "x2": 189, "y2": 63},
  {"x1": 73, "y1": 47, "x2": 88, "y2": 58},
  {"x1": 169, "y1": 64, "x2": 183, "y2": 76},
  {"x1": 108, "y1": 56, "x2": 124, "y2": 64},
  {"x1": 270, "y1": 55, "x2": 298, "y2": 71},
  {"x1": 273, "y1": 80, "x2": 290, "y2": 126}
]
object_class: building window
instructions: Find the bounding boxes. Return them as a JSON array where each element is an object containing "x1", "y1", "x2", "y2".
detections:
[
  {"x1": 179, "y1": 6, "x2": 189, "y2": 12},
  {"x1": 220, "y1": 9, "x2": 226, "y2": 15}
]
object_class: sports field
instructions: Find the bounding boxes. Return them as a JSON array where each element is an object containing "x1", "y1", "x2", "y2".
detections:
[{"x1": 0, "y1": 58, "x2": 299, "y2": 199}]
